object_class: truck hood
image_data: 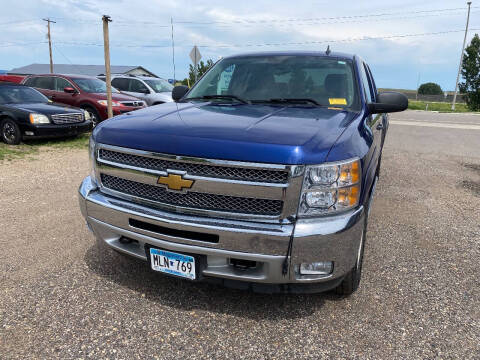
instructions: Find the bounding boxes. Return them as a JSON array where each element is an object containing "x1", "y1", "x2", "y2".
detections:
[{"x1": 94, "y1": 102, "x2": 360, "y2": 164}]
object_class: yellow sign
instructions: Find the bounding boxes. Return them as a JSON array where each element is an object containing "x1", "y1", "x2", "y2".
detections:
[
  {"x1": 157, "y1": 174, "x2": 194, "y2": 191},
  {"x1": 329, "y1": 98, "x2": 347, "y2": 105}
]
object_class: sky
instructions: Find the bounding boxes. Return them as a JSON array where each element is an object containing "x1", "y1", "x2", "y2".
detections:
[{"x1": 0, "y1": 0, "x2": 478, "y2": 90}]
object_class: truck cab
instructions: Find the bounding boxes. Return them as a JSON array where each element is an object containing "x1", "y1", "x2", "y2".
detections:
[{"x1": 78, "y1": 51, "x2": 407, "y2": 295}]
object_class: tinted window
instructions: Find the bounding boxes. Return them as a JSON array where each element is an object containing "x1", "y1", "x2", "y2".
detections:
[
  {"x1": 129, "y1": 79, "x2": 149, "y2": 93},
  {"x1": 111, "y1": 78, "x2": 129, "y2": 91},
  {"x1": 359, "y1": 63, "x2": 373, "y2": 103},
  {"x1": 365, "y1": 65, "x2": 377, "y2": 102},
  {"x1": 0, "y1": 86, "x2": 49, "y2": 104},
  {"x1": 34, "y1": 76, "x2": 54, "y2": 90},
  {"x1": 71, "y1": 77, "x2": 119, "y2": 93},
  {"x1": 54, "y1": 77, "x2": 73, "y2": 92},
  {"x1": 24, "y1": 77, "x2": 36, "y2": 87},
  {"x1": 186, "y1": 56, "x2": 359, "y2": 109},
  {"x1": 144, "y1": 79, "x2": 174, "y2": 93}
]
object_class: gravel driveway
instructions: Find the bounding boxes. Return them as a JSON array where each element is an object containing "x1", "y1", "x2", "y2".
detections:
[{"x1": 1, "y1": 111, "x2": 479, "y2": 359}]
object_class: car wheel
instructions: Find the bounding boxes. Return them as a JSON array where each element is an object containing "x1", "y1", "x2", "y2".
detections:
[
  {"x1": 335, "y1": 214, "x2": 368, "y2": 296},
  {"x1": 83, "y1": 106, "x2": 101, "y2": 127},
  {"x1": 1, "y1": 118, "x2": 22, "y2": 145}
]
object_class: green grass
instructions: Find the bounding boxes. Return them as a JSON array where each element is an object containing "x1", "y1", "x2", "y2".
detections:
[
  {"x1": 0, "y1": 133, "x2": 90, "y2": 161},
  {"x1": 408, "y1": 100, "x2": 471, "y2": 113}
]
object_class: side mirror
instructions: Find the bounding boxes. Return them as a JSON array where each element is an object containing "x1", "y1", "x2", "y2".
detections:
[
  {"x1": 64, "y1": 87, "x2": 76, "y2": 94},
  {"x1": 172, "y1": 85, "x2": 189, "y2": 102},
  {"x1": 368, "y1": 92, "x2": 408, "y2": 114}
]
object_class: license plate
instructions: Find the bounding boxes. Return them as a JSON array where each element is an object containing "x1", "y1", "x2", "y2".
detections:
[{"x1": 149, "y1": 248, "x2": 196, "y2": 280}]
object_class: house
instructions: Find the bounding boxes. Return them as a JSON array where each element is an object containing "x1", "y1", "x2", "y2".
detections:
[{"x1": 8, "y1": 64, "x2": 158, "y2": 77}]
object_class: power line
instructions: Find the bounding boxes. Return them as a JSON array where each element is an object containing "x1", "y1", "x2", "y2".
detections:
[
  {"x1": 25, "y1": 6, "x2": 479, "y2": 28},
  {"x1": 43, "y1": 28, "x2": 480, "y2": 49}
]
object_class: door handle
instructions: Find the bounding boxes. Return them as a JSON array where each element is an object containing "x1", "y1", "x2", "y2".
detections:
[{"x1": 376, "y1": 123, "x2": 384, "y2": 130}]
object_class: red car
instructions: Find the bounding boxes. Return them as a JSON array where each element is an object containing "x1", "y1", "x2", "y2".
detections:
[
  {"x1": 0, "y1": 75, "x2": 25, "y2": 83},
  {"x1": 22, "y1": 74, "x2": 146, "y2": 124}
]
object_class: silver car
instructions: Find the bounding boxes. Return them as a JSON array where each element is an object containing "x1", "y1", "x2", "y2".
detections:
[{"x1": 100, "y1": 75, "x2": 174, "y2": 106}]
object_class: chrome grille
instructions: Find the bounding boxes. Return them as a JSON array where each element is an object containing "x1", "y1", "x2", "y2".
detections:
[
  {"x1": 120, "y1": 101, "x2": 144, "y2": 107},
  {"x1": 51, "y1": 113, "x2": 84, "y2": 124},
  {"x1": 101, "y1": 174, "x2": 283, "y2": 216},
  {"x1": 99, "y1": 149, "x2": 288, "y2": 184}
]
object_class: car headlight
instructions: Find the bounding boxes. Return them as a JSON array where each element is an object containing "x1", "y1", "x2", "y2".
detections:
[
  {"x1": 89, "y1": 136, "x2": 97, "y2": 185},
  {"x1": 299, "y1": 158, "x2": 361, "y2": 216},
  {"x1": 84, "y1": 110, "x2": 91, "y2": 121},
  {"x1": 29, "y1": 113, "x2": 50, "y2": 124},
  {"x1": 97, "y1": 100, "x2": 121, "y2": 107}
]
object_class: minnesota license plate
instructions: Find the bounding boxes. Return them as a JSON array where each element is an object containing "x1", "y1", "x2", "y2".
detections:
[{"x1": 149, "y1": 248, "x2": 196, "y2": 280}]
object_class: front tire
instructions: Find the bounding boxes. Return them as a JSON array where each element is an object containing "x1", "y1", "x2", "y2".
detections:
[
  {"x1": 1, "y1": 118, "x2": 22, "y2": 145},
  {"x1": 335, "y1": 214, "x2": 367, "y2": 296},
  {"x1": 82, "y1": 106, "x2": 102, "y2": 127}
]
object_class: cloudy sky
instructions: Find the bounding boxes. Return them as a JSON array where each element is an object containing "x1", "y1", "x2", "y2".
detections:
[{"x1": 0, "y1": 0, "x2": 478, "y2": 90}]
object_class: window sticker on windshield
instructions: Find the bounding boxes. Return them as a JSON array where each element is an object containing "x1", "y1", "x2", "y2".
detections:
[
  {"x1": 338, "y1": 61, "x2": 346, "y2": 65},
  {"x1": 329, "y1": 98, "x2": 347, "y2": 105}
]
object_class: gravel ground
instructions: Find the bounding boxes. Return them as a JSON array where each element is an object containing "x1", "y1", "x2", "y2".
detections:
[{"x1": 1, "y1": 111, "x2": 479, "y2": 359}]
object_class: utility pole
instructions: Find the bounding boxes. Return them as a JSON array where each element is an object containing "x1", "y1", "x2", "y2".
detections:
[
  {"x1": 452, "y1": 1, "x2": 472, "y2": 111},
  {"x1": 415, "y1": 72, "x2": 421, "y2": 101},
  {"x1": 42, "y1": 18, "x2": 56, "y2": 73},
  {"x1": 102, "y1": 15, "x2": 113, "y2": 119},
  {"x1": 171, "y1": 17, "x2": 176, "y2": 83}
]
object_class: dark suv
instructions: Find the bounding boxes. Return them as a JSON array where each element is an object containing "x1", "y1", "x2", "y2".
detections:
[{"x1": 22, "y1": 74, "x2": 146, "y2": 125}]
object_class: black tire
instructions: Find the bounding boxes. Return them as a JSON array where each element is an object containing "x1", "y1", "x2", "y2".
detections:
[
  {"x1": 335, "y1": 213, "x2": 368, "y2": 296},
  {"x1": 82, "y1": 106, "x2": 102, "y2": 127},
  {"x1": 376, "y1": 154, "x2": 382, "y2": 178},
  {"x1": 1, "y1": 118, "x2": 22, "y2": 145}
]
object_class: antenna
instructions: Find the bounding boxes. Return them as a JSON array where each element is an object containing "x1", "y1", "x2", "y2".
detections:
[{"x1": 326, "y1": 45, "x2": 331, "y2": 55}]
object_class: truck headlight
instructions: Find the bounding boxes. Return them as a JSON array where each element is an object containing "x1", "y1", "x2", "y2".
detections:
[
  {"x1": 299, "y1": 158, "x2": 361, "y2": 216},
  {"x1": 84, "y1": 110, "x2": 91, "y2": 121},
  {"x1": 29, "y1": 113, "x2": 50, "y2": 124},
  {"x1": 89, "y1": 136, "x2": 97, "y2": 185}
]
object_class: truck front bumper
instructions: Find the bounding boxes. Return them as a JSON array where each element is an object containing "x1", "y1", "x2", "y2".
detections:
[{"x1": 79, "y1": 176, "x2": 365, "y2": 292}]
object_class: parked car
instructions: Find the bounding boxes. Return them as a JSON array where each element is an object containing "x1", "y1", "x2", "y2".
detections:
[
  {"x1": 22, "y1": 74, "x2": 146, "y2": 125},
  {"x1": 79, "y1": 51, "x2": 408, "y2": 295},
  {"x1": 0, "y1": 82, "x2": 92, "y2": 145},
  {"x1": 0, "y1": 75, "x2": 25, "y2": 84},
  {"x1": 98, "y1": 75, "x2": 173, "y2": 106}
]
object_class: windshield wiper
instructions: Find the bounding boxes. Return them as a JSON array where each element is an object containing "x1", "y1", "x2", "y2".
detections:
[
  {"x1": 185, "y1": 95, "x2": 250, "y2": 104},
  {"x1": 252, "y1": 98, "x2": 321, "y2": 106}
]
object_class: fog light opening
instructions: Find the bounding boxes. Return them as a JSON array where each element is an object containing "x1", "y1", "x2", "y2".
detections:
[
  {"x1": 25, "y1": 131, "x2": 34, "y2": 136},
  {"x1": 230, "y1": 258, "x2": 257, "y2": 270},
  {"x1": 299, "y1": 261, "x2": 333, "y2": 275}
]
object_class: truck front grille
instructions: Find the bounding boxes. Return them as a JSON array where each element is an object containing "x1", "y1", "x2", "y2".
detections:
[
  {"x1": 101, "y1": 174, "x2": 283, "y2": 216},
  {"x1": 51, "y1": 113, "x2": 84, "y2": 124},
  {"x1": 99, "y1": 149, "x2": 288, "y2": 184}
]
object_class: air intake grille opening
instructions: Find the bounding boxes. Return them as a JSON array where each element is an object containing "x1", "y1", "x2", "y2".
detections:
[
  {"x1": 101, "y1": 174, "x2": 283, "y2": 216},
  {"x1": 99, "y1": 149, "x2": 288, "y2": 184},
  {"x1": 129, "y1": 218, "x2": 219, "y2": 243}
]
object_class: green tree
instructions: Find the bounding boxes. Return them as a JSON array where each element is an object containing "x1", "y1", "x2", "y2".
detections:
[
  {"x1": 459, "y1": 34, "x2": 480, "y2": 111},
  {"x1": 181, "y1": 59, "x2": 214, "y2": 87},
  {"x1": 418, "y1": 82, "x2": 443, "y2": 95}
]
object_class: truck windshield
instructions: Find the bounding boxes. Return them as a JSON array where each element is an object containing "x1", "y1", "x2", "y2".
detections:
[{"x1": 185, "y1": 55, "x2": 359, "y2": 109}]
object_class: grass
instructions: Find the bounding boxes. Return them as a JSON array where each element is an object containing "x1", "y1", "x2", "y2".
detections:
[
  {"x1": 408, "y1": 100, "x2": 471, "y2": 113},
  {"x1": 0, "y1": 133, "x2": 90, "y2": 161}
]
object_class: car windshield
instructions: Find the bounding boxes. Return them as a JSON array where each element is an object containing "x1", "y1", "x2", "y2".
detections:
[
  {"x1": 185, "y1": 55, "x2": 359, "y2": 109},
  {"x1": 0, "y1": 86, "x2": 49, "y2": 104},
  {"x1": 71, "y1": 78, "x2": 119, "y2": 93},
  {"x1": 144, "y1": 79, "x2": 174, "y2": 93}
]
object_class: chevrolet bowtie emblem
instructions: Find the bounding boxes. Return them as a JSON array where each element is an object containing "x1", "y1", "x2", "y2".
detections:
[{"x1": 157, "y1": 173, "x2": 194, "y2": 191}]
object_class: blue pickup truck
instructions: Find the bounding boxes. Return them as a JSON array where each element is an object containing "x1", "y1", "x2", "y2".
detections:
[{"x1": 78, "y1": 51, "x2": 407, "y2": 295}]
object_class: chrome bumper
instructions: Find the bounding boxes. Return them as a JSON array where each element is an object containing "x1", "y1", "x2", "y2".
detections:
[{"x1": 79, "y1": 176, "x2": 364, "y2": 287}]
